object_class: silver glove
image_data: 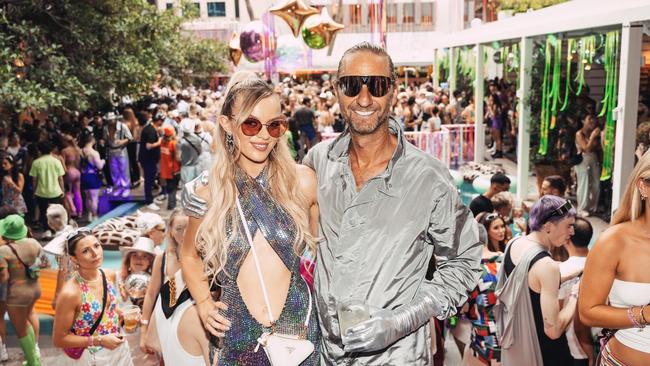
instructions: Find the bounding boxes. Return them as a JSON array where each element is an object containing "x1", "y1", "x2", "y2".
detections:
[
  {"x1": 343, "y1": 292, "x2": 443, "y2": 353},
  {"x1": 181, "y1": 171, "x2": 209, "y2": 218}
]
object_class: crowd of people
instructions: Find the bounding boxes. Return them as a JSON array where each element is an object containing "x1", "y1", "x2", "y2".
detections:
[{"x1": 0, "y1": 41, "x2": 645, "y2": 366}]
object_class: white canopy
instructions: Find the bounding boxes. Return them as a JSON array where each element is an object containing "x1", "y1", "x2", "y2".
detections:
[{"x1": 431, "y1": 0, "x2": 650, "y2": 49}]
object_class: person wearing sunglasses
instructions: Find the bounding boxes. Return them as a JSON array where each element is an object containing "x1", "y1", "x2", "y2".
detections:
[
  {"x1": 300, "y1": 42, "x2": 482, "y2": 365},
  {"x1": 52, "y1": 228, "x2": 132, "y2": 365},
  {"x1": 579, "y1": 150, "x2": 650, "y2": 366},
  {"x1": 180, "y1": 73, "x2": 321, "y2": 365},
  {"x1": 495, "y1": 195, "x2": 577, "y2": 366}
]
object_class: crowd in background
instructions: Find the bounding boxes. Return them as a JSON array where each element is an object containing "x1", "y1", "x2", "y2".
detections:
[{"x1": 0, "y1": 73, "x2": 647, "y2": 365}]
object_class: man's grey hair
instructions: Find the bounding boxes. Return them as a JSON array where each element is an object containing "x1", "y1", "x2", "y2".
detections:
[{"x1": 337, "y1": 42, "x2": 396, "y2": 80}]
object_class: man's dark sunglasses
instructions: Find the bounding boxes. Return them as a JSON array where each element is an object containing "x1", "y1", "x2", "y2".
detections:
[
  {"x1": 336, "y1": 76, "x2": 394, "y2": 98},
  {"x1": 541, "y1": 200, "x2": 573, "y2": 223}
]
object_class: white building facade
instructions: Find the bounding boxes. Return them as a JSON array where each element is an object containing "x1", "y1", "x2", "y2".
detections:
[{"x1": 155, "y1": 0, "x2": 468, "y2": 69}]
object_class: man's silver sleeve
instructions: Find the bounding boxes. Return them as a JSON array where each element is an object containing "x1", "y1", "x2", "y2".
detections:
[{"x1": 180, "y1": 171, "x2": 209, "y2": 218}]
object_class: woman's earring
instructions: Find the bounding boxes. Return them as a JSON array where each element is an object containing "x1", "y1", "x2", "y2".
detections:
[{"x1": 226, "y1": 133, "x2": 234, "y2": 154}]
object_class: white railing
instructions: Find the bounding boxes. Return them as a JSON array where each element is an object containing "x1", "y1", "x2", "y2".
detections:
[{"x1": 320, "y1": 124, "x2": 475, "y2": 169}]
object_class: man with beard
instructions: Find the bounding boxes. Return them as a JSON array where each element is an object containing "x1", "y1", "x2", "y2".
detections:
[
  {"x1": 181, "y1": 43, "x2": 482, "y2": 365},
  {"x1": 300, "y1": 42, "x2": 482, "y2": 365}
]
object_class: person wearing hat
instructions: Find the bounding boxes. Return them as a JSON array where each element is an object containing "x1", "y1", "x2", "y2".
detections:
[
  {"x1": 118, "y1": 236, "x2": 160, "y2": 366},
  {"x1": 0, "y1": 215, "x2": 43, "y2": 365},
  {"x1": 135, "y1": 213, "x2": 166, "y2": 253},
  {"x1": 159, "y1": 126, "x2": 180, "y2": 210},
  {"x1": 104, "y1": 111, "x2": 133, "y2": 198},
  {"x1": 118, "y1": 237, "x2": 156, "y2": 305}
]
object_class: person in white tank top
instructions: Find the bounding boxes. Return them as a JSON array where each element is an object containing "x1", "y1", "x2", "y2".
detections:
[
  {"x1": 579, "y1": 150, "x2": 650, "y2": 365},
  {"x1": 139, "y1": 210, "x2": 210, "y2": 364}
]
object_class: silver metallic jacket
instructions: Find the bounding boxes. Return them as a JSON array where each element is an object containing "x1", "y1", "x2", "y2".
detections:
[{"x1": 303, "y1": 119, "x2": 482, "y2": 365}]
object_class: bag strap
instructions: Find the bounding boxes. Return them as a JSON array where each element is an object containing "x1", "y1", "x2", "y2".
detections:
[
  {"x1": 6, "y1": 244, "x2": 30, "y2": 270},
  {"x1": 235, "y1": 197, "x2": 312, "y2": 329},
  {"x1": 88, "y1": 269, "x2": 108, "y2": 336},
  {"x1": 183, "y1": 136, "x2": 201, "y2": 155}
]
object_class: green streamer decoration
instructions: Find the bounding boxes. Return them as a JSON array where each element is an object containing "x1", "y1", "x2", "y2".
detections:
[
  {"x1": 438, "y1": 49, "x2": 449, "y2": 81},
  {"x1": 599, "y1": 30, "x2": 620, "y2": 181},
  {"x1": 458, "y1": 47, "x2": 474, "y2": 78},
  {"x1": 538, "y1": 35, "x2": 563, "y2": 154},
  {"x1": 538, "y1": 36, "x2": 553, "y2": 155},
  {"x1": 574, "y1": 35, "x2": 596, "y2": 95},
  {"x1": 550, "y1": 37, "x2": 562, "y2": 129},
  {"x1": 560, "y1": 38, "x2": 576, "y2": 111}
]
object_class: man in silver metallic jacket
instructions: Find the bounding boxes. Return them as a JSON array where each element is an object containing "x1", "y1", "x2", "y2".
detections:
[
  {"x1": 181, "y1": 42, "x2": 483, "y2": 365},
  {"x1": 301, "y1": 42, "x2": 482, "y2": 365}
]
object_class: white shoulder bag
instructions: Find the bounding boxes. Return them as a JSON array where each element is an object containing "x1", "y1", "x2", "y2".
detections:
[{"x1": 235, "y1": 198, "x2": 315, "y2": 366}]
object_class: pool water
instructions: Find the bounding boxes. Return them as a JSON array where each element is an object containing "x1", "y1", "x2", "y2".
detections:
[{"x1": 459, "y1": 181, "x2": 479, "y2": 207}]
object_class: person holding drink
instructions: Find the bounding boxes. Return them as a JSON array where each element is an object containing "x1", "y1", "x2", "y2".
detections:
[
  {"x1": 117, "y1": 237, "x2": 159, "y2": 366},
  {"x1": 199, "y1": 44, "x2": 482, "y2": 365},
  {"x1": 302, "y1": 43, "x2": 482, "y2": 364},
  {"x1": 52, "y1": 228, "x2": 133, "y2": 365}
]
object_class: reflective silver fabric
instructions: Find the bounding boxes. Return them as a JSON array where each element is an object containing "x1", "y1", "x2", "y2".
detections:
[
  {"x1": 303, "y1": 119, "x2": 482, "y2": 365},
  {"x1": 181, "y1": 170, "x2": 209, "y2": 218}
]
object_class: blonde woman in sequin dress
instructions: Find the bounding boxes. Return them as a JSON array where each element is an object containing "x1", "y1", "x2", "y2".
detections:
[{"x1": 181, "y1": 74, "x2": 320, "y2": 365}]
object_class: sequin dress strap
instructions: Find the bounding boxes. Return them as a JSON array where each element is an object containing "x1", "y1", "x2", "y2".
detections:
[
  {"x1": 181, "y1": 170, "x2": 209, "y2": 218},
  {"x1": 234, "y1": 166, "x2": 298, "y2": 271}
]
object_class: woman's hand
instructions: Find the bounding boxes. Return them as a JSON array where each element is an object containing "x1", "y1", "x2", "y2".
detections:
[
  {"x1": 100, "y1": 333, "x2": 125, "y2": 350},
  {"x1": 139, "y1": 328, "x2": 156, "y2": 354},
  {"x1": 199, "y1": 301, "x2": 230, "y2": 337}
]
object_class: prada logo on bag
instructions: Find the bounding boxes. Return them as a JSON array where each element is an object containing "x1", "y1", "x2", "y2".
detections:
[{"x1": 286, "y1": 346, "x2": 295, "y2": 354}]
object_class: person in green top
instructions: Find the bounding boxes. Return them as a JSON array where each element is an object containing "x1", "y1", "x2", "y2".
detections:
[{"x1": 29, "y1": 141, "x2": 65, "y2": 228}]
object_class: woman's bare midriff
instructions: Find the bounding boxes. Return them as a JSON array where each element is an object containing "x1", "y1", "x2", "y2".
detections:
[{"x1": 608, "y1": 336, "x2": 650, "y2": 365}]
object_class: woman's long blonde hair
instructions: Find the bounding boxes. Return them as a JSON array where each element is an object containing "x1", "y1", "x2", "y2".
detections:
[
  {"x1": 612, "y1": 150, "x2": 650, "y2": 224},
  {"x1": 196, "y1": 74, "x2": 316, "y2": 281}
]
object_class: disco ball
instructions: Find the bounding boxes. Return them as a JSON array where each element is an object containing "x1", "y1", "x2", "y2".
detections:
[{"x1": 124, "y1": 272, "x2": 151, "y2": 301}]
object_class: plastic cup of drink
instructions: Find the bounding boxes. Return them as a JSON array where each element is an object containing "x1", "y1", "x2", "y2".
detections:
[
  {"x1": 337, "y1": 300, "x2": 370, "y2": 344},
  {"x1": 121, "y1": 304, "x2": 141, "y2": 333}
]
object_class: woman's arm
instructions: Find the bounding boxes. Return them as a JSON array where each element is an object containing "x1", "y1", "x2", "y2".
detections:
[
  {"x1": 181, "y1": 185, "x2": 226, "y2": 338},
  {"x1": 89, "y1": 150, "x2": 105, "y2": 170},
  {"x1": 16, "y1": 173, "x2": 24, "y2": 192},
  {"x1": 52, "y1": 283, "x2": 86, "y2": 348},
  {"x1": 297, "y1": 165, "x2": 319, "y2": 237},
  {"x1": 578, "y1": 229, "x2": 645, "y2": 328},
  {"x1": 140, "y1": 253, "x2": 163, "y2": 353},
  {"x1": 533, "y1": 258, "x2": 577, "y2": 339}
]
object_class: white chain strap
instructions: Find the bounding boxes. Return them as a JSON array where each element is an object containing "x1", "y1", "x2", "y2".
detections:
[{"x1": 235, "y1": 197, "x2": 312, "y2": 329}]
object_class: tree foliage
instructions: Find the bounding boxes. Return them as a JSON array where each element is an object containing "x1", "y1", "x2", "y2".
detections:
[{"x1": 0, "y1": 0, "x2": 228, "y2": 113}]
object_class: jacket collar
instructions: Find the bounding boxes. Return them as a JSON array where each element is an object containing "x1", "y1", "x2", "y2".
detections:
[{"x1": 327, "y1": 117, "x2": 405, "y2": 197}]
